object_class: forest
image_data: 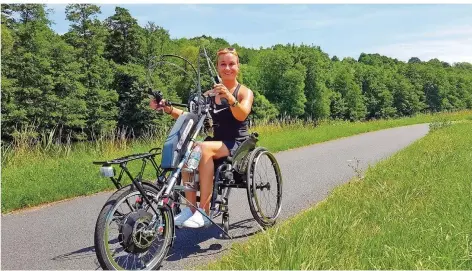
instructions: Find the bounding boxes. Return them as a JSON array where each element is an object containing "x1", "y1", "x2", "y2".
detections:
[{"x1": 2, "y1": 4, "x2": 472, "y2": 143}]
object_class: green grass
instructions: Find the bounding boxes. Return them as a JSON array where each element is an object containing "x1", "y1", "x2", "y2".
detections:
[
  {"x1": 2, "y1": 110, "x2": 472, "y2": 213},
  {"x1": 204, "y1": 121, "x2": 472, "y2": 270},
  {"x1": 256, "y1": 110, "x2": 472, "y2": 152}
]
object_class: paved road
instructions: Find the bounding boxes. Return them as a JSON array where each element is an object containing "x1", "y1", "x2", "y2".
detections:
[{"x1": 1, "y1": 124, "x2": 429, "y2": 270}]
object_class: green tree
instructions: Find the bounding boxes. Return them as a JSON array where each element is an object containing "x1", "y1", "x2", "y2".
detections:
[
  {"x1": 104, "y1": 7, "x2": 142, "y2": 64},
  {"x1": 408, "y1": 57, "x2": 422, "y2": 64},
  {"x1": 251, "y1": 90, "x2": 279, "y2": 122},
  {"x1": 140, "y1": 22, "x2": 170, "y2": 67},
  {"x1": 239, "y1": 63, "x2": 278, "y2": 121},
  {"x1": 256, "y1": 49, "x2": 306, "y2": 117},
  {"x1": 389, "y1": 73, "x2": 424, "y2": 116},
  {"x1": 65, "y1": 4, "x2": 118, "y2": 136},
  {"x1": 359, "y1": 65, "x2": 396, "y2": 119},
  {"x1": 329, "y1": 91, "x2": 347, "y2": 119},
  {"x1": 331, "y1": 63, "x2": 366, "y2": 121},
  {"x1": 1, "y1": 4, "x2": 86, "y2": 140},
  {"x1": 297, "y1": 46, "x2": 331, "y2": 120},
  {"x1": 279, "y1": 64, "x2": 307, "y2": 117},
  {"x1": 113, "y1": 63, "x2": 162, "y2": 135}
]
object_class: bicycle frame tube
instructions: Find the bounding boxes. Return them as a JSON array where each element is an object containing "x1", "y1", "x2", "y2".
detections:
[{"x1": 122, "y1": 165, "x2": 160, "y2": 216}]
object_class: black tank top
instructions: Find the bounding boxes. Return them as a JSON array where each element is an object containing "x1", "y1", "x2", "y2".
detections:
[{"x1": 210, "y1": 84, "x2": 249, "y2": 141}]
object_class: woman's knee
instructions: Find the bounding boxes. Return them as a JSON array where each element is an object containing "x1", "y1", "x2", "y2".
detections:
[
  {"x1": 199, "y1": 141, "x2": 229, "y2": 159},
  {"x1": 199, "y1": 142, "x2": 216, "y2": 158}
]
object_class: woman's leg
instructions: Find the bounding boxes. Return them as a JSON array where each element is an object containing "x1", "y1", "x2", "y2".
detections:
[
  {"x1": 198, "y1": 141, "x2": 230, "y2": 214},
  {"x1": 181, "y1": 170, "x2": 197, "y2": 212}
]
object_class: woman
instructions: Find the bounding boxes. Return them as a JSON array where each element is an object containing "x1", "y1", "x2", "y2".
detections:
[{"x1": 150, "y1": 47, "x2": 254, "y2": 228}]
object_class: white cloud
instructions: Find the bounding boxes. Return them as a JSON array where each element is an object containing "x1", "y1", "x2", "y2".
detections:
[
  {"x1": 371, "y1": 23, "x2": 472, "y2": 63},
  {"x1": 397, "y1": 24, "x2": 472, "y2": 40},
  {"x1": 372, "y1": 36, "x2": 472, "y2": 64}
]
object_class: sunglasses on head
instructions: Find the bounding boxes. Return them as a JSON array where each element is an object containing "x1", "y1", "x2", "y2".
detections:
[{"x1": 217, "y1": 47, "x2": 238, "y2": 56}]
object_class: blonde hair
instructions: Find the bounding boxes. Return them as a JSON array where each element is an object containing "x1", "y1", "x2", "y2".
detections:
[{"x1": 216, "y1": 47, "x2": 239, "y2": 64}]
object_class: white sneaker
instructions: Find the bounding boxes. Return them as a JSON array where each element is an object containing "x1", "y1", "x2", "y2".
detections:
[
  {"x1": 174, "y1": 207, "x2": 193, "y2": 227},
  {"x1": 182, "y1": 208, "x2": 211, "y2": 228}
]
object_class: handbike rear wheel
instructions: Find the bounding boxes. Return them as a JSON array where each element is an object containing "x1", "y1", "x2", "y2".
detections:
[
  {"x1": 94, "y1": 183, "x2": 174, "y2": 270},
  {"x1": 246, "y1": 147, "x2": 283, "y2": 228}
]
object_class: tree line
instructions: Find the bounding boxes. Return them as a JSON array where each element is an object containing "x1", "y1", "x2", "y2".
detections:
[{"x1": 2, "y1": 4, "x2": 472, "y2": 142}]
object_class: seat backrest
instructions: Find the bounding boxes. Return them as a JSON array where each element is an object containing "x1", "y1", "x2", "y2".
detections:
[
  {"x1": 161, "y1": 112, "x2": 198, "y2": 169},
  {"x1": 232, "y1": 135, "x2": 258, "y2": 173}
]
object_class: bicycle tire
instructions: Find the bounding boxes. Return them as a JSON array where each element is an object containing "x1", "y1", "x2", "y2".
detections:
[
  {"x1": 246, "y1": 147, "x2": 283, "y2": 228},
  {"x1": 94, "y1": 183, "x2": 174, "y2": 270}
]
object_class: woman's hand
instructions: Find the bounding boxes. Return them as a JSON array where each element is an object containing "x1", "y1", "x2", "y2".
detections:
[
  {"x1": 203, "y1": 90, "x2": 215, "y2": 97},
  {"x1": 150, "y1": 98, "x2": 172, "y2": 113},
  {"x1": 212, "y1": 84, "x2": 237, "y2": 104}
]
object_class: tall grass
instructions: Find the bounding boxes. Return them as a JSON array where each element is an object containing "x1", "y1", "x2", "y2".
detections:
[
  {"x1": 1, "y1": 123, "x2": 170, "y2": 213},
  {"x1": 2, "y1": 110, "x2": 472, "y2": 213},
  {"x1": 1, "y1": 123, "x2": 170, "y2": 168},
  {"x1": 204, "y1": 121, "x2": 472, "y2": 270}
]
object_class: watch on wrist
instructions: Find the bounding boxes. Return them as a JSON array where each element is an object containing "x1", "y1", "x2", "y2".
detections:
[{"x1": 231, "y1": 100, "x2": 239, "y2": 107}]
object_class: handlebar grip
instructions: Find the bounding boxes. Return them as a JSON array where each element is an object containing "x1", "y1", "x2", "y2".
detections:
[{"x1": 148, "y1": 88, "x2": 164, "y2": 103}]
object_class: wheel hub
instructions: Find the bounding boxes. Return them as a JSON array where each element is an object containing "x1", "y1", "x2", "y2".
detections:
[
  {"x1": 118, "y1": 209, "x2": 156, "y2": 253},
  {"x1": 256, "y1": 182, "x2": 271, "y2": 191}
]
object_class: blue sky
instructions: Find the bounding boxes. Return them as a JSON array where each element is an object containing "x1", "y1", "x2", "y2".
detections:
[{"x1": 46, "y1": 4, "x2": 472, "y2": 64}]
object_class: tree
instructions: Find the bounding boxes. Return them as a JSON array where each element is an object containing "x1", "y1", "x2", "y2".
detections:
[
  {"x1": 279, "y1": 64, "x2": 307, "y2": 117},
  {"x1": 359, "y1": 65, "x2": 396, "y2": 119},
  {"x1": 389, "y1": 73, "x2": 424, "y2": 116},
  {"x1": 251, "y1": 90, "x2": 279, "y2": 122},
  {"x1": 330, "y1": 63, "x2": 366, "y2": 121},
  {"x1": 65, "y1": 4, "x2": 118, "y2": 136},
  {"x1": 408, "y1": 57, "x2": 422, "y2": 64},
  {"x1": 297, "y1": 46, "x2": 331, "y2": 120},
  {"x1": 329, "y1": 91, "x2": 347, "y2": 119},
  {"x1": 104, "y1": 7, "x2": 142, "y2": 64},
  {"x1": 256, "y1": 49, "x2": 306, "y2": 117},
  {"x1": 140, "y1": 22, "x2": 170, "y2": 67},
  {"x1": 1, "y1": 4, "x2": 87, "y2": 140},
  {"x1": 112, "y1": 63, "x2": 164, "y2": 135}
]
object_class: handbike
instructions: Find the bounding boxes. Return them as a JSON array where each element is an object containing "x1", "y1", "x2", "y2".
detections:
[{"x1": 92, "y1": 47, "x2": 282, "y2": 270}]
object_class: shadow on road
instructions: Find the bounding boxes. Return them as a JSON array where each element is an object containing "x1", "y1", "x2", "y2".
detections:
[
  {"x1": 51, "y1": 246, "x2": 101, "y2": 269},
  {"x1": 166, "y1": 218, "x2": 262, "y2": 262},
  {"x1": 51, "y1": 246, "x2": 95, "y2": 261},
  {"x1": 49, "y1": 218, "x2": 262, "y2": 268}
]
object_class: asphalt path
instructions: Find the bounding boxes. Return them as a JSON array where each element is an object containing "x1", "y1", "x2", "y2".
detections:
[{"x1": 1, "y1": 124, "x2": 429, "y2": 270}]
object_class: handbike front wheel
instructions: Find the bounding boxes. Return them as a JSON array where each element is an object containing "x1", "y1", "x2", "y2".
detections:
[
  {"x1": 246, "y1": 147, "x2": 283, "y2": 228},
  {"x1": 94, "y1": 183, "x2": 174, "y2": 270}
]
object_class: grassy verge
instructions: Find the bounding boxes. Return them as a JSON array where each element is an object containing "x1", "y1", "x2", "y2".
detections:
[
  {"x1": 204, "y1": 121, "x2": 472, "y2": 270},
  {"x1": 2, "y1": 110, "x2": 472, "y2": 213}
]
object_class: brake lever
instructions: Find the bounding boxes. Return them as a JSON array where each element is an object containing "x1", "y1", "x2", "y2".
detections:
[
  {"x1": 149, "y1": 88, "x2": 189, "y2": 108},
  {"x1": 148, "y1": 88, "x2": 166, "y2": 105}
]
